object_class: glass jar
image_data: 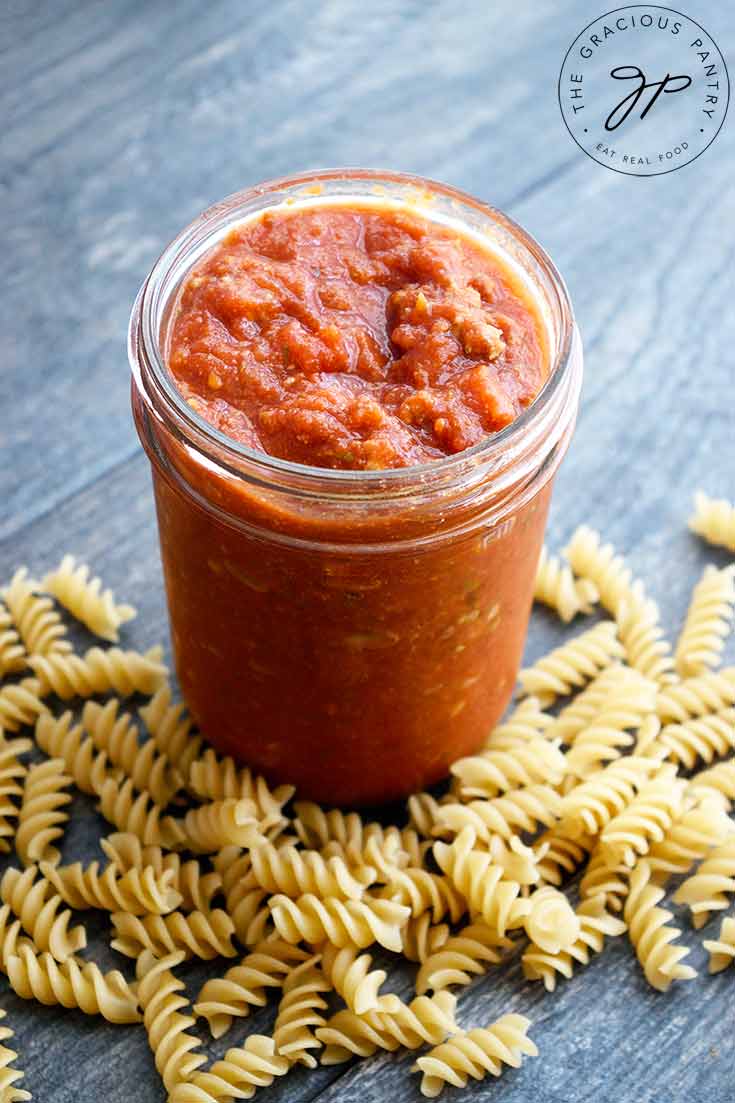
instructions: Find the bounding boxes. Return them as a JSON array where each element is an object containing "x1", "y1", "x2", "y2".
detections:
[{"x1": 129, "y1": 169, "x2": 582, "y2": 806}]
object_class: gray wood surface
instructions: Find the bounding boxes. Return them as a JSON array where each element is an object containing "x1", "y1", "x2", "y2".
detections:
[{"x1": 2, "y1": 1, "x2": 734, "y2": 1100}]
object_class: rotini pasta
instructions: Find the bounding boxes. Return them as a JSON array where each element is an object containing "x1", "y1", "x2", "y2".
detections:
[
  {"x1": 273, "y1": 955, "x2": 329, "y2": 1068},
  {"x1": 15, "y1": 758, "x2": 72, "y2": 867},
  {"x1": 6, "y1": 942, "x2": 141, "y2": 1023},
  {"x1": 100, "y1": 833, "x2": 221, "y2": 913},
  {"x1": 689, "y1": 759, "x2": 735, "y2": 804},
  {"x1": 400, "y1": 914, "x2": 451, "y2": 963},
  {"x1": 316, "y1": 991, "x2": 457, "y2": 1064},
  {"x1": 0, "y1": 736, "x2": 31, "y2": 853},
  {"x1": 656, "y1": 668, "x2": 735, "y2": 723},
  {"x1": 564, "y1": 526, "x2": 638, "y2": 616},
  {"x1": 0, "y1": 904, "x2": 32, "y2": 973},
  {"x1": 269, "y1": 893, "x2": 410, "y2": 952},
  {"x1": 411, "y1": 1013, "x2": 537, "y2": 1097},
  {"x1": 407, "y1": 792, "x2": 448, "y2": 839},
  {"x1": 450, "y1": 736, "x2": 566, "y2": 801},
  {"x1": 416, "y1": 921, "x2": 512, "y2": 994},
  {"x1": 674, "y1": 565, "x2": 735, "y2": 676},
  {"x1": 558, "y1": 754, "x2": 663, "y2": 839},
  {"x1": 320, "y1": 942, "x2": 400, "y2": 1014},
  {"x1": 534, "y1": 829, "x2": 592, "y2": 887},
  {"x1": 534, "y1": 545, "x2": 599, "y2": 622},
  {"x1": 194, "y1": 939, "x2": 310, "y2": 1038},
  {"x1": 645, "y1": 797, "x2": 732, "y2": 883},
  {"x1": 658, "y1": 709, "x2": 735, "y2": 770},
  {"x1": 703, "y1": 916, "x2": 735, "y2": 974},
  {"x1": 139, "y1": 683, "x2": 203, "y2": 775},
  {"x1": 42, "y1": 555, "x2": 136, "y2": 642},
  {"x1": 183, "y1": 798, "x2": 262, "y2": 853},
  {"x1": 249, "y1": 836, "x2": 376, "y2": 900},
  {"x1": 111, "y1": 907, "x2": 237, "y2": 961},
  {"x1": 186, "y1": 747, "x2": 294, "y2": 822},
  {"x1": 35, "y1": 711, "x2": 112, "y2": 796},
  {"x1": 623, "y1": 860, "x2": 696, "y2": 991},
  {"x1": 30, "y1": 645, "x2": 167, "y2": 701},
  {"x1": 545, "y1": 664, "x2": 654, "y2": 745},
  {"x1": 563, "y1": 690, "x2": 658, "y2": 781},
  {"x1": 82, "y1": 698, "x2": 183, "y2": 806},
  {"x1": 136, "y1": 949, "x2": 206, "y2": 1091},
  {"x1": 689, "y1": 491, "x2": 735, "y2": 553},
  {"x1": 487, "y1": 835, "x2": 544, "y2": 886},
  {"x1": 673, "y1": 836, "x2": 735, "y2": 928},
  {"x1": 0, "y1": 678, "x2": 48, "y2": 733},
  {"x1": 0, "y1": 602, "x2": 26, "y2": 676},
  {"x1": 517, "y1": 620, "x2": 624, "y2": 704},
  {"x1": 578, "y1": 849, "x2": 630, "y2": 912},
  {"x1": 167, "y1": 1035, "x2": 289, "y2": 1103},
  {"x1": 0, "y1": 864, "x2": 87, "y2": 962},
  {"x1": 600, "y1": 766, "x2": 687, "y2": 867},
  {"x1": 523, "y1": 885, "x2": 580, "y2": 955},
  {"x1": 95, "y1": 776, "x2": 185, "y2": 849},
  {"x1": 522, "y1": 894, "x2": 626, "y2": 991},
  {"x1": 616, "y1": 593, "x2": 676, "y2": 686},
  {"x1": 433, "y1": 827, "x2": 529, "y2": 936},
  {"x1": 2, "y1": 568, "x2": 70, "y2": 657},
  {"x1": 482, "y1": 696, "x2": 556, "y2": 751},
  {"x1": 41, "y1": 858, "x2": 182, "y2": 915},
  {"x1": 211, "y1": 847, "x2": 272, "y2": 946},
  {"x1": 0, "y1": 1008, "x2": 30, "y2": 1103},
  {"x1": 382, "y1": 867, "x2": 467, "y2": 923},
  {"x1": 435, "y1": 784, "x2": 562, "y2": 843}
]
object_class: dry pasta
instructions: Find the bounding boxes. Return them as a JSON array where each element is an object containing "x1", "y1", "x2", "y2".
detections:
[
  {"x1": 272, "y1": 955, "x2": 329, "y2": 1068},
  {"x1": 29, "y1": 645, "x2": 167, "y2": 700},
  {"x1": 138, "y1": 684, "x2": 203, "y2": 775},
  {"x1": 433, "y1": 827, "x2": 529, "y2": 936},
  {"x1": 15, "y1": 758, "x2": 72, "y2": 867},
  {"x1": 599, "y1": 766, "x2": 687, "y2": 867},
  {"x1": 136, "y1": 949, "x2": 206, "y2": 1091},
  {"x1": 99, "y1": 833, "x2": 221, "y2": 913},
  {"x1": 517, "y1": 620, "x2": 624, "y2": 703},
  {"x1": 658, "y1": 709, "x2": 735, "y2": 770},
  {"x1": 400, "y1": 914, "x2": 451, "y2": 963},
  {"x1": 450, "y1": 736, "x2": 566, "y2": 800},
  {"x1": 34, "y1": 711, "x2": 111, "y2": 796},
  {"x1": 522, "y1": 894, "x2": 626, "y2": 991},
  {"x1": 186, "y1": 747, "x2": 294, "y2": 821},
  {"x1": 41, "y1": 858, "x2": 182, "y2": 915},
  {"x1": 0, "y1": 1008, "x2": 30, "y2": 1103},
  {"x1": 411, "y1": 1014, "x2": 537, "y2": 1097},
  {"x1": 416, "y1": 921, "x2": 512, "y2": 995},
  {"x1": 674, "y1": 565, "x2": 735, "y2": 676},
  {"x1": 523, "y1": 885, "x2": 580, "y2": 954},
  {"x1": 316, "y1": 991, "x2": 457, "y2": 1064},
  {"x1": 6, "y1": 942, "x2": 141, "y2": 1023},
  {"x1": 0, "y1": 736, "x2": 31, "y2": 853},
  {"x1": 2, "y1": 568, "x2": 70, "y2": 657},
  {"x1": 42, "y1": 555, "x2": 136, "y2": 642},
  {"x1": 320, "y1": 942, "x2": 400, "y2": 1015},
  {"x1": 690, "y1": 491, "x2": 735, "y2": 553},
  {"x1": 248, "y1": 836, "x2": 376, "y2": 900},
  {"x1": 533, "y1": 545, "x2": 599, "y2": 622},
  {"x1": 672, "y1": 836, "x2": 735, "y2": 928},
  {"x1": 656, "y1": 668, "x2": 735, "y2": 723},
  {"x1": 623, "y1": 860, "x2": 696, "y2": 991},
  {"x1": 435, "y1": 784, "x2": 562, "y2": 843},
  {"x1": 269, "y1": 893, "x2": 410, "y2": 952},
  {"x1": 0, "y1": 603, "x2": 26, "y2": 676},
  {"x1": 95, "y1": 776, "x2": 185, "y2": 849},
  {"x1": 645, "y1": 797, "x2": 732, "y2": 883},
  {"x1": 111, "y1": 908, "x2": 237, "y2": 961},
  {"x1": 703, "y1": 916, "x2": 735, "y2": 974},
  {"x1": 167, "y1": 1035, "x2": 289, "y2": 1103},
  {"x1": 0, "y1": 679, "x2": 48, "y2": 733},
  {"x1": 82, "y1": 698, "x2": 183, "y2": 806},
  {"x1": 382, "y1": 867, "x2": 466, "y2": 924},
  {"x1": 183, "y1": 798, "x2": 262, "y2": 853},
  {"x1": 0, "y1": 864, "x2": 87, "y2": 962}
]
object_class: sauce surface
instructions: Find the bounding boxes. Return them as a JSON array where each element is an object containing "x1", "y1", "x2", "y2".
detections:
[{"x1": 168, "y1": 204, "x2": 547, "y2": 469}]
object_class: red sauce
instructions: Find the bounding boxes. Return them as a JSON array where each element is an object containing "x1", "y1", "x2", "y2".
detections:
[
  {"x1": 138, "y1": 200, "x2": 556, "y2": 806},
  {"x1": 168, "y1": 205, "x2": 546, "y2": 470}
]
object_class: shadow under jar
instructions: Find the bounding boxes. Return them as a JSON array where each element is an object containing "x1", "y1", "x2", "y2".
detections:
[{"x1": 129, "y1": 169, "x2": 582, "y2": 806}]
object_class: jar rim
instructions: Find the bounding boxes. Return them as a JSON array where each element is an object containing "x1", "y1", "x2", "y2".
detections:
[{"x1": 129, "y1": 166, "x2": 578, "y2": 498}]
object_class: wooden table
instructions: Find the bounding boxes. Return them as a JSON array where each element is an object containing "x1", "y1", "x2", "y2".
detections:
[{"x1": 2, "y1": 1, "x2": 733, "y2": 1100}]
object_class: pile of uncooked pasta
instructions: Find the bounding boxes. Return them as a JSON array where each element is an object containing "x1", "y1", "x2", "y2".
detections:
[{"x1": 0, "y1": 490, "x2": 734, "y2": 1102}]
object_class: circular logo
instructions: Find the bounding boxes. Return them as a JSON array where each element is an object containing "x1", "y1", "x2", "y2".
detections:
[{"x1": 558, "y1": 6, "x2": 729, "y2": 176}]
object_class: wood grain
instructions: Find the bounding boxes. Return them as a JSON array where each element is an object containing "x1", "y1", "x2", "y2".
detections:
[{"x1": 2, "y1": 0, "x2": 734, "y2": 1100}]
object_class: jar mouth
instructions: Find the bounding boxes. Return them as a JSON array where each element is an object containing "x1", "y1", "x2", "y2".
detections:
[{"x1": 130, "y1": 167, "x2": 578, "y2": 498}]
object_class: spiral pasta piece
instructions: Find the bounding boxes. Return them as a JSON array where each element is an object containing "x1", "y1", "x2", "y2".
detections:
[
  {"x1": 100, "y1": 833, "x2": 221, "y2": 913},
  {"x1": 482, "y1": 696, "x2": 556, "y2": 750},
  {"x1": 400, "y1": 914, "x2": 451, "y2": 963},
  {"x1": 34, "y1": 711, "x2": 112, "y2": 799},
  {"x1": 690, "y1": 759, "x2": 735, "y2": 804},
  {"x1": 249, "y1": 836, "x2": 376, "y2": 900},
  {"x1": 194, "y1": 939, "x2": 310, "y2": 1038},
  {"x1": 579, "y1": 849, "x2": 630, "y2": 912},
  {"x1": 616, "y1": 593, "x2": 676, "y2": 686},
  {"x1": 183, "y1": 798, "x2": 262, "y2": 853},
  {"x1": 0, "y1": 904, "x2": 33, "y2": 973},
  {"x1": 0, "y1": 678, "x2": 48, "y2": 733},
  {"x1": 412, "y1": 1013, "x2": 537, "y2": 1097},
  {"x1": 95, "y1": 776, "x2": 185, "y2": 849},
  {"x1": 136, "y1": 949, "x2": 206, "y2": 1091},
  {"x1": 522, "y1": 894, "x2": 626, "y2": 991},
  {"x1": 624, "y1": 860, "x2": 696, "y2": 991},
  {"x1": 674, "y1": 565, "x2": 735, "y2": 676},
  {"x1": 703, "y1": 916, "x2": 735, "y2": 973},
  {"x1": 0, "y1": 1008, "x2": 30, "y2": 1103},
  {"x1": 7, "y1": 942, "x2": 141, "y2": 1022},
  {"x1": 41, "y1": 859, "x2": 181, "y2": 915},
  {"x1": 111, "y1": 907, "x2": 237, "y2": 961},
  {"x1": 408, "y1": 792, "x2": 449, "y2": 839},
  {"x1": 270, "y1": 893, "x2": 410, "y2": 952},
  {"x1": 673, "y1": 836, "x2": 735, "y2": 927},
  {"x1": 435, "y1": 784, "x2": 562, "y2": 843},
  {"x1": 546, "y1": 664, "x2": 655, "y2": 745},
  {"x1": 658, "y1": 709, "x2": 735, "y2": 771},
  {"x1": 600, "y1": 767, "x2": 687, "y2": 867},
  {"x1": 690, "y1": 491, "x2": 735, "y2": 553},
  {"x1": 273, "y1": 955, "x2": 329, "y2": 1068},
  {"x1": 317, "y1": 991, "x2": 457, "y2": 1065},
  {"x1": 450, "y1": 737, "x2": 566, "y2": 801},
  {"x1": 0, "y1": 602, "x2": 25, "y2": 675},
  {"x1": 645, "y1": 797, "x2": 732, "y2": 883},
  {"x1": 533, "y1": 545, "x2": 599, "y2": 622},
  {"x1": 293, "y1": 801, "x2": 408, "y2": 867},
  {"x1": 656, "y1": 668, "x2": 735, "y2": 722},
  {"x1": 211, "y1": 848, "x2": 273, "y2": 945},
  {"x1": 0, "y1": 864, "x2": 87, "y2": 962},
  {"x1": 383, "y1": 868, "x2": 466, "y2": 923},
  {"x1": 3, "y1": 568, "x2": 70, "y2": 657},
  {"x1": 80, "y1": 698, "x2": 183, "y2": 806},
  {"x1": 187, "y1": 748, "x2": 293, "y2": 821},
  {"x1": 416, "y1": 921, "x2": 512, "y2": 994},
  {"x1": 523, "y1": 885, "x2": 580, "y2": 954},
  {"x1": 320, "y1": 942, "x2": 400, "y2": 1014},
  {"x1": 16, "y1": 758, "x2": 72, "y2": 867},
  {"x1": 138, "y1": 684, "x2": 203, "y2": 775},
  {"x1": 562, "y1": 685, "x2": 658, "y2": 781},
  {"x1": 43, "y1": 555, "x2": 136, "y2": 642},
  {"x1": 433, "y1": 827, "x2": 529, "y2": 936},
  {"x1": 29, "y1": 645, "x2": 167, "y2": 701},
  {"x1": 167, "y1": 1035, "x2": 289, "y2": 1103},
  {"x1": 558, "y1": 754, "x2": 663, "y2": 839},
  {"x1": 564, "y1": 526, "x2": 639, "y2": 616},
  {"x1": 0, "y1": 736, "x2": 31, "y2": 854},
  {"x1": 534, "y1": 828, "x2": 592, "y2": 887},
  {"x1": 517, "y1": 620, "x2": 624, "y2": 704}
]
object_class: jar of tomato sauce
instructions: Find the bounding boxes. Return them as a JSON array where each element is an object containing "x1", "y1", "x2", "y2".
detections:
[{"x1": 129, "y1": 169, "x2": 582, "y2": 806}]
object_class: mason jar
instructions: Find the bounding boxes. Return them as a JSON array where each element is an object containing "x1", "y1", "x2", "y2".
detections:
[{"x1": 129, "y1": 168, "x2": 583, "y2": 806}]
